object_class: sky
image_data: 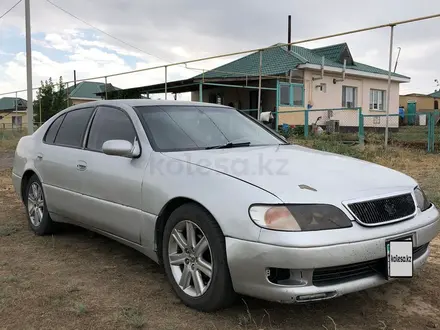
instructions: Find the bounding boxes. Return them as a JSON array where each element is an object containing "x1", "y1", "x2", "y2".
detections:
[{"x1": 1, "y1": 0, "x2": 440, "y2": 100}]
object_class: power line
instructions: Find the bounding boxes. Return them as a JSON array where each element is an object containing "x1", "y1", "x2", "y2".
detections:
[
  {"x1": 45, "y1": 0, "x2": 170, "y2": 63},
  {"x1": 0, "y1": 0, "x2": 22, "y2": 20}
]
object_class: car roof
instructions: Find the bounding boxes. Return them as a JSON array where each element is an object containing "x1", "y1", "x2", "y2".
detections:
[{"x1": 65, "y1": 99, "x2": 230, "y2": 111}]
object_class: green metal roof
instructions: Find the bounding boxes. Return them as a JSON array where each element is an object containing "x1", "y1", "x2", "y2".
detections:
[
  {"x1": 0, "y1": 97, "x2": 27, "y2": 111},
  {"x1": 194, "y1": 43, "x2": 410, "y2": 80},
  {"x1": 429, "y1": 90, "x2": 440, "y2": 98},
  {"x1": 67, "y1": 81, "x2": 120, "y2": 99}
]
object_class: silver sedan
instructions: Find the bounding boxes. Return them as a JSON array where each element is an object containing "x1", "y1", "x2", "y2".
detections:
[{"x1": 12, "y1": 100, "x2": 440, "y2": 311}]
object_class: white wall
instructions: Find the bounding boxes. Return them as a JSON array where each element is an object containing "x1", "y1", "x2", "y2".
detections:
[{"x1": 303, "y1": 69, "x2": 401, "y2": 128}]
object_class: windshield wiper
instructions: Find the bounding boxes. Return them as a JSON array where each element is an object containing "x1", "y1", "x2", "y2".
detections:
[{"x1": 205, "y1": 142, "x2": 251, "y2": 150}]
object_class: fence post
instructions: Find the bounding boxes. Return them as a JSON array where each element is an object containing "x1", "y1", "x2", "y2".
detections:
[
  {"x1": 199, "y1": 82, "x2": 203, "y2": 102},
  {"x1": 275, "y1": 80, "x2": 280, "y2": 132},
  {"x1": 304, "y1": 109, "x2": 309, "y2": 138},
  {"x1": 434, "y1": 110, "x2": 439, "y2": 152},
  {"x1": 358, "y1": 107, "x2": 364, "y2": 145},
  {"x1": 427, "y1": 112, "x2": 434, "y2": 152}
]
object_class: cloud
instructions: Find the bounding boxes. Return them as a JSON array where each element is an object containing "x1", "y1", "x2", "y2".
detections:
[{"x1": 1, "y1": 0, "x2": 440, "y2": 97}]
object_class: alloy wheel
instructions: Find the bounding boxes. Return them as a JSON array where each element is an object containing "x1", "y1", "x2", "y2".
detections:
[
  {"x1": 168, "y1": 220, "x2": 213, "y2": 297},
  {"x1": 27, "y1": 182, "x2": 44, "y2": 227}
]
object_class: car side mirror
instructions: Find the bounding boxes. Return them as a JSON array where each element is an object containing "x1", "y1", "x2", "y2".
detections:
[{"x1": 102, "y1": 139, "x2": 138, "y2": 157}]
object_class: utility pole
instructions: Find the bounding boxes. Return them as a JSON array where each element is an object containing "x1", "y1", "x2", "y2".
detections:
[
  {"x1": 25, "y1": 0, "x2": 33, "y2": 134},
  {"x1": 384, "y1": 25, "x2": 394, "y2": 148}
]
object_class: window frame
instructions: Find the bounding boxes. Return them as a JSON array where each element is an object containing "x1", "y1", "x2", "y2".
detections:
[
  {"x1": 132, "y1": 104, "x2": 287, "y2": 153},
  {"x1": 279, "y1": 82, "x2": 304, "y2": 107},
  {"x1": 51, "y1": 107, "x2": 95, "y2": 149},
  {"x1": 43, "y1": 113, "x2": 66, "y2": 145},
  {"x1": 83, "y1": 105, "x2": 142, "y2": 157},
  {"x1": 42, "y1": 108, "x2": 94, "y2": 149},
  {"x1": 341, "y1": 86, "x2": 357, "y2": 108},
  {"x1": 369, "y1": 89, "x2": 386, "y2": 111}
]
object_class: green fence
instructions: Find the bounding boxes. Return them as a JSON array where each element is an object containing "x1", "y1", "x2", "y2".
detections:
[
  {"x1": 274, "y1": 107, "x2": 364, "y2": 144},
  {"x1": 272, "y1": 108, "x2": 440, "y2": 152}
]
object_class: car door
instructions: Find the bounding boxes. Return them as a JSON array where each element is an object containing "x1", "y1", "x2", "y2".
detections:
[
  {"x1": 35, "y1": 107, "x2": 94, "y2": 222},
  {"x1": 77, "y1": 105, "x2": 148, "y2": 244}
]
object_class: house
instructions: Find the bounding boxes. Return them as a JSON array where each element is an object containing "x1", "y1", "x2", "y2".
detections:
[
  {"x1": 67, "y1": 81, "x2": 120, "y2": 105},
  {"x1": 399, "y1": 93, "x2": 439, "y2": 112},
  {"x1": 99, "y1": 42, "x2": 410, "y2": 130},
  {"x1": 0, "y1": 97, "x2": 28, "y2": 129}
]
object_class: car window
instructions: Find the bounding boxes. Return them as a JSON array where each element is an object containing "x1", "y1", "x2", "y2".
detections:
[
  {"x1": 54, "y1": 108, "x2": 94, "y2": 148},
  {"x1": 135, "y1": 105, "x2": 283, "y2": 151},
  {"x1": 86, "y1": 106, "x2": 136, "y2": 152},
  {"x1": 44, "y1": 114, "x2": 65, "y2": 144}
]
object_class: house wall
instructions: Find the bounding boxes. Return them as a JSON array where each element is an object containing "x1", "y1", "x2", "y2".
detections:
[
  {"x1": 0, "y1": 111, "x2": 28, "y2": 130},
  {"x1": 300, "y1": 69, "x2": 401, "y2": 128},
  {"x1": 399, "y1": 95, "x2": 439, "y2": 112}
]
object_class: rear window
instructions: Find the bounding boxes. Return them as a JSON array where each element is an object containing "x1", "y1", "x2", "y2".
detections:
[
  {"x1": 54, "y1": 108, "x2": 94, "y2": 148},
  {"x1": 44, "y1": 114, "x2": 65, "y2": 144}
]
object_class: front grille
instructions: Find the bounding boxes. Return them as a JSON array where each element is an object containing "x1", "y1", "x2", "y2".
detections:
[
  {"x1": 347, "y1": 193, "x2": 416, "y2": 226},
  {"x1": 312, "y1": 243, "x2": 429, "y2": 287}
]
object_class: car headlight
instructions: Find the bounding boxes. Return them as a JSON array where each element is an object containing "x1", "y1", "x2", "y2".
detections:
[
  {"x1": 248, "y1": 204, "x2": 353, "y2": 231},
  {"x1": 414, "y1": 187, "x2": 431, "y2": 212}
]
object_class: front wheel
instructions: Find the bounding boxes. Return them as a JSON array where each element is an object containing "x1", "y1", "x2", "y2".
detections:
[{"x1": 162, "y1": 203, "x2": 236, "y2": 312}]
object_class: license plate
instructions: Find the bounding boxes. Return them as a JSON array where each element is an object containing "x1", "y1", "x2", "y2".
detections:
[{"x1": 386, "y1": 238, "x2": 413, "y2": 279}]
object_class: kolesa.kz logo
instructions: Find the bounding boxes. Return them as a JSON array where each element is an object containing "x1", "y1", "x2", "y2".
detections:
[{"x1": 390, "y1": 254, "x2": 412, "y2": 262}]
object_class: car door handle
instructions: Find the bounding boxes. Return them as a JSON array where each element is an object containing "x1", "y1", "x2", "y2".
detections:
[
  {"x1": 36, "y1": 153, "x2": 43, "y2": 161},
  {"x1": 76, "y1": 161, "x2": 87, "y2": 171}
]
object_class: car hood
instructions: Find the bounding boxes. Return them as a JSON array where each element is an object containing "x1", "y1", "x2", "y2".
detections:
[{"x1": 164, "y1": 144, "x2": 417, "y2": 204}]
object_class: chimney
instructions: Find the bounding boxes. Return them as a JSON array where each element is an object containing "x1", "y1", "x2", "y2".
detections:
[
  {"x1": 287, "y1": 15, "x2": 291, "y2": 51},
  {"x1": 74, "y1": 70, "x2": 77, "y2": 88}
]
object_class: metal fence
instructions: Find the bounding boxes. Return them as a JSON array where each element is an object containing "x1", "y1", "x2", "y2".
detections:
[{"x1": 272, "y1": 108, "x2": 440, "y2": 152}]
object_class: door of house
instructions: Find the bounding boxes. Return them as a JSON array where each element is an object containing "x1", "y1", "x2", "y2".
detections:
[{"x1": 407, "y1": 101, "x2": 416, "y2": 125}]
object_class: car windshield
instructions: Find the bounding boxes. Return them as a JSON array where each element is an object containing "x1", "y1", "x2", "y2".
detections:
[{"x1": 134, "y1": 105, "x2": 284, "y2": 152}]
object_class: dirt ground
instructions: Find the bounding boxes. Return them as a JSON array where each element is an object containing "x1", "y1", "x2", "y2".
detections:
[
  {"x1": 1, "y1": 148, "x2": 440, "y2": 329},
  {"x1": 0, "y1": 151, "x2": 14, "y2": 171}
]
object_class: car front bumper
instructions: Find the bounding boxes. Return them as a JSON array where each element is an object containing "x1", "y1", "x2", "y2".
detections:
[{"x1": 225, "y1": 207, "x2": 440, "y2": 303}]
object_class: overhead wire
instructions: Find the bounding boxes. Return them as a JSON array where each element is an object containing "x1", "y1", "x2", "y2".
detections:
[
  {"x1": 0, "y1": 0, "x2": 22, "y2": 20},
  {"x1": 45, "y1": 0, "x2": 201, "y2": 76},
  {"x1": 2, "y1": 12, "x2": 440, "y2": 96}
]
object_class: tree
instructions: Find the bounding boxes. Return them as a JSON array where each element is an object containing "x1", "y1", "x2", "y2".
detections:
[{"x1": 34, "y1": 76, "x2": 68, "y2": 124}]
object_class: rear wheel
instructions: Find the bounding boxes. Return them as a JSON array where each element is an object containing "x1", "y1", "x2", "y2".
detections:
[
  {"x1": 162, "y1": 203, "x2": 236, "y2": 311},
  {"x1": 24, "y1": 175, "x2": 53, "y2": 235}
]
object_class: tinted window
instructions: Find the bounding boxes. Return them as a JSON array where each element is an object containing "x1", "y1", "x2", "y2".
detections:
[
  {"x1": 136, "y1": 105, "x2": 283, "y2": 151},
  {"x1": 44, "y1": 114, "x2": 65, "y2": 144},
  {"x1": 87, "y1": 107, "x2": 136, "y2": 152},
  {"x1": 55, "y1": 108, "x2": 94, "y2": 148}
]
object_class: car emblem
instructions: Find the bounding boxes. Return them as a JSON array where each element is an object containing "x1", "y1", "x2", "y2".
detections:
[
  {"x1": 298, "y1": 184, "x2": 317, "y2": 192},
  {"x1": 384, "y1": 203, "x2": 396, "y2": 216}
]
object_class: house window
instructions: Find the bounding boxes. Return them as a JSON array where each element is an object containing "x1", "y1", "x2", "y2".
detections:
[
  {"x1": 370, "y1": 89, "x2": 386, "y2": 111},
  {"x1": 280, "y1": 85, "x2": 290, "y2": 105},
  {"x1": 279, "y1": 83, "x2": 304, "y2": 107},
  {"x1": 342, "y1": 86, "x2": 357, "y2": 108},
  {"x1": 12, "y1": 116, "x2": 22, "y2": 128},
  {"x1": 293, "y1": 86, "x2": 303, "y2": 106}
]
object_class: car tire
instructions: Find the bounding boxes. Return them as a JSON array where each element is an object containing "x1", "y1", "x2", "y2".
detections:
[
  {"x1": 162, "y1": 203, "x2": 236, "y2": 312},
  {"x1": 24, "y1": 174, "x2": 53, "y2": 236}
]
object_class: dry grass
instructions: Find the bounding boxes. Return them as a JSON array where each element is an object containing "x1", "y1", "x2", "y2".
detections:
[
  {"x1": 0, "y1": 137, "x2": 21, "y2": 152},
  {"x1": 0, "y1": 143, "x2": 440, "y2": 329}
]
